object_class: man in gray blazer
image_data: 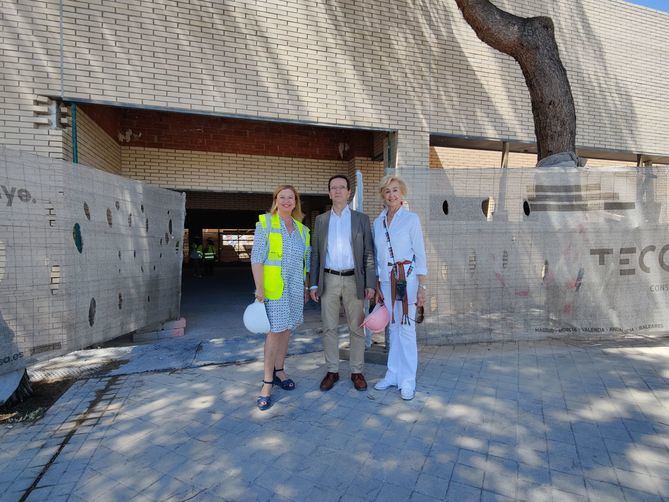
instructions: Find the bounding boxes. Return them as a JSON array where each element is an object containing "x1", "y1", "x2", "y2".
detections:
[{"x1": 310, "y1": 175, "x2": 376, "y2": 391}]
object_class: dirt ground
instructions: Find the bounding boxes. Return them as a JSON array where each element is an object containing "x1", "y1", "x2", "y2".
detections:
[
  {"x1": 0, "y1": 357, "x2": 125, "y2": 424},
  {"x1": 0, "y1": 378, "x2": 76, "y2": 424}
]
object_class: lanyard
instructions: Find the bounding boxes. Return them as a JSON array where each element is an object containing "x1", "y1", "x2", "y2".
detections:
[{"x1": 383, "y1": 215, "x2": 414, "y2": 279}]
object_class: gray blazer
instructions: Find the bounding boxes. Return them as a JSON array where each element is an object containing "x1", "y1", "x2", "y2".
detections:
[{"x1": 310, "y1": 208, "x2": 377, "y2": 299}]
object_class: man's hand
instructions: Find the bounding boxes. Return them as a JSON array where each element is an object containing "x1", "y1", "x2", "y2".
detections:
[
  {"x1": 364, "y1": 288, "x2": 375, "y2": 300},
  {"x1": 309, "y1": 289, "x2": 320, "y2": 303}
]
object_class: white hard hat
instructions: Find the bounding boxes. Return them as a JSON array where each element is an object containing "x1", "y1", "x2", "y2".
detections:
[{"x1": 243, "y1": 300, "x2": 270, "y2": 334}]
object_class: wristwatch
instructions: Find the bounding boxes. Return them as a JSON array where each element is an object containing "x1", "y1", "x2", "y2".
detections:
[{"x1": 419, "y1": 284, "x2": 427, "y2": 290}]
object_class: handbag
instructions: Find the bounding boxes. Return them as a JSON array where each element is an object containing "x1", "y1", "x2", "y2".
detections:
[{"x1": 415, "y1": 305, "x2": 425, "y2": 324}]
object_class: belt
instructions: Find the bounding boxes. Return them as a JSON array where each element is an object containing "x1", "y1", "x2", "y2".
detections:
[{"x1": 324, "y1": 268, "x2": 354, "y2": 276}]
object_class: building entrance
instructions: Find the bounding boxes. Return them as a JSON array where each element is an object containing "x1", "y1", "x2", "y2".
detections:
[{"x1": 58, "y1": 103, "x2": 385, "y2": 339}]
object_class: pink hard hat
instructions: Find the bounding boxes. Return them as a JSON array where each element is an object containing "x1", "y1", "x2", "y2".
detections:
[{"x1": 361, "y1": 303, "x2": 390, "y2": 332}]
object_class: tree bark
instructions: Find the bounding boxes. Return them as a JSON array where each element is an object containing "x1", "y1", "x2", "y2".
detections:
[{"x1": 454, "y1": 0, "x2": 576, "y2": 163}]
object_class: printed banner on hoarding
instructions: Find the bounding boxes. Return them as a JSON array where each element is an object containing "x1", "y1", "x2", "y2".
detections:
[{"x1": 404, "y1": 166, "x2": 669, "y2": 344}]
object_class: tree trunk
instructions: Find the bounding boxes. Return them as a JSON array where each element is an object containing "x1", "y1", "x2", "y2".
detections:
[{"x1": 453, "y1": 0, "x2": 576, "y2": 164}]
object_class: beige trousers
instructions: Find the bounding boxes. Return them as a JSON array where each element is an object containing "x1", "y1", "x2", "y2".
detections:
[{"x1": 321, "y1": 273, "x2": 365, "y2": 373}]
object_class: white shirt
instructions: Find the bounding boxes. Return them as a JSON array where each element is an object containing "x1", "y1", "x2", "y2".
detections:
[
  {"x1": 373, "y1": 206, "x2": 427, "y2": 282},
  {"x1": 325, "y1": 205, "x2": 355, "y2": 271}
]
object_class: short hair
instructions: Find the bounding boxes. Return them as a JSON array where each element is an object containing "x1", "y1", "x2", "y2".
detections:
[
  {"x1": 328, "y1": 174, "x2": 350, "y2": 191},
  {"x1": 269, "y1": 184, "x2": 304, "y2": 221},
  {"x1": 378, "y1": 175, "x2": 408, "y2": 199}
]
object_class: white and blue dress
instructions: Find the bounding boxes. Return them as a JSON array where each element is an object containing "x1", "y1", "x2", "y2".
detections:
[{"x1": 251, "y1": 218, "x2": 311, "y2": 332}]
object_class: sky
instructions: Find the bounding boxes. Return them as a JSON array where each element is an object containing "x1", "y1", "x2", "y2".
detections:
[{"x1": 625, "y1": 0, "x2": 669, "y2": 12}]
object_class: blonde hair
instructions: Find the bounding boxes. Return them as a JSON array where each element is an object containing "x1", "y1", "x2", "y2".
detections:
[
  {"x1": 378, "y1": 175, "x2": 408, "y2": 200},
  {"x1": 270, "y1": 184, "x2": 304, "y2": 221}
]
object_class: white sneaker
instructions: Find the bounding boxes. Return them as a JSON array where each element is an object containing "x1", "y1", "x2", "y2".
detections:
[
  {"x1": 374, "y1": 379, "x2": 394, "y2": 391},
  {"x1": 401, "y1": 388, "x2": 415, "y2": 400}
]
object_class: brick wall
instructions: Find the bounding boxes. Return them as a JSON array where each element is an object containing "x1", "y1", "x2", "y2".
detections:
[
  {"x1": 0, "y1": 1, "x2": 64, "y2": 158},
  {"x1": 118, "y1": 109, "x2": 374, "y2": 161},
  {"x1": 349, "y1": 158, "x2": 385, "y2": 217},
  {"x1": 584, "y1": 158, "x2": 638, "y2": 168},
  {"x1": 430, "y1": 147, "x2": 505, "y2": 169},
  {"x1": 121, "y1": 147, "x2": 348, "y2": 194},
  {"x1": 430, "y1": 147, "x2": 539, "y2": 168},
  {"x1": 372, "y1": 132, "x2": 386, "y2": 164},
  {"x1": 63, "y1": 106, "x2": 122, "y2": 175},
  {"x1": 54, "y1": 105, "x2": 387, "y2": 214},
  {"x1": 122, "y1": 147, "x2": 384, "y2": 212},
  {"x1": 78, "y1": 104, "x2": 123, "y2": 140},
  {"x1": 3, "y1": 0, "x2": 666, "y2": 170}
]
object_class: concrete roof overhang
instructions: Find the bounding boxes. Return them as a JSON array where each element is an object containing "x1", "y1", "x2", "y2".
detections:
[{"x1": 430, "y1": 133, "x2": 669, "y2": 165}]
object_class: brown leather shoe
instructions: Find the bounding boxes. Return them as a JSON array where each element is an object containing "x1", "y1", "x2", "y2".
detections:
[
  {"x1": 320, "y1": 372, "x2": 339, "y2": 391},
  {"x1": 351, "y1": 373, "x2": 368, "y2": 391}
]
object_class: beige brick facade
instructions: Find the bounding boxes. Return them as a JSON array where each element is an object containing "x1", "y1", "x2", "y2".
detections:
[
  {"x1": 430, "y1": 147, "x2": 509, "y2": 169},
  {"x1": 2, "y1": 0, "x2": 668, "y2": 171},
  {"x1": 0, "y1": 1, "x2": 63, "y2": 158},
  {"x1": 429, "y1": 146, "x2": 654, "y2": 169},
  {"x1": 348, "y1": 157, "x2": 385, "y2": 216}
]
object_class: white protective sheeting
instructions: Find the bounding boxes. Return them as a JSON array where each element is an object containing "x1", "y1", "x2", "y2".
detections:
[
  {"x1": 403, "y1": 166, "x2": 669, "y2": 344},
  {"x1": 0, "y1": 148, "x2": 185, "y2": 377}
]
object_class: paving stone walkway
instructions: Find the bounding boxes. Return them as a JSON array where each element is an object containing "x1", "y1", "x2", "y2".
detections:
[{"x1": 1, "y1": 338, "x2": 669, "y2": 501}]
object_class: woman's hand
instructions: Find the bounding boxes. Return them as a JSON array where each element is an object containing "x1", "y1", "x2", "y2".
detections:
[
  {"x1": 254, "y1": 290, "x2": 265, "y2": 302},
  {"x1": 416, "y1": 287, "x2": 426, "y2": 308}
]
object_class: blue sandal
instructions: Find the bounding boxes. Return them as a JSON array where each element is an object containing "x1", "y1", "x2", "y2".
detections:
[
  {"x1": 256, "y1": 380, "x2": 273, "y2": 411},
  {"x1": 273, "y1": 368, "x2": 296, "y2": 390}
]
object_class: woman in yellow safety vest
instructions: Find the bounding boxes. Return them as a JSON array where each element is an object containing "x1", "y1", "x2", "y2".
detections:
[{"x1": 251, "y1": 184, "x2": 311, "y2": 411}]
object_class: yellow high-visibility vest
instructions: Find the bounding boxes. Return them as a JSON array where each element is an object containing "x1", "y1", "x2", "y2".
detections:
[
  {"x1": 203, "y1": 245, "x2": 216, "y2": 260},
  {"x1": 259, "y1": 212, "x2": 310, "y2": 300}
]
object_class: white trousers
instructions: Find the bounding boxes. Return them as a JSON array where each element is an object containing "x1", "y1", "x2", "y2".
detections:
[{"x1": 380, "y1": 280, "x2": 418, "y2": 392}]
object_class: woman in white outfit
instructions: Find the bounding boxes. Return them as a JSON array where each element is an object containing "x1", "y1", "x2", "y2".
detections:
[{"x1": 372, "y1": 175, "x2": 427, "y2": 400}]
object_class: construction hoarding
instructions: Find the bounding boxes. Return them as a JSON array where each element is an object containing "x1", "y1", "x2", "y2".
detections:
[
  {"x1": 405, "y1": 166, "x2": 669, "y2": 344},
  {"x1": 0, "y1": 148, "x2": 185, "y2": 377}
]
